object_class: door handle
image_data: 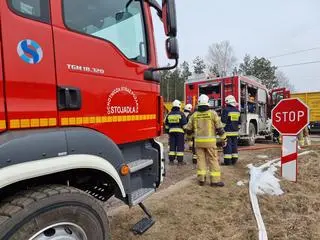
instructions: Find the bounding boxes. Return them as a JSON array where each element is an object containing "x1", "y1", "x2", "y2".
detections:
[{"x1": 58, "y1": 86, "x2": 81, "y2": 110}]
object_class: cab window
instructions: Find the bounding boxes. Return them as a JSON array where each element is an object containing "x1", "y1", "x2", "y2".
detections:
[
  {"x1": 8, "y1": 0, "x2": 50, "y2": 23},
  {"x1": 63, "y1": 0, "x2": 148, "y2": 64}
]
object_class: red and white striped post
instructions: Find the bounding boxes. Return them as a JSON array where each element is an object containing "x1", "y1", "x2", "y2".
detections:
[
  {"x1": 281, "y1": 136, "x2": 298, "y2": 182},
  {"x1": 272, "y1": 98, "x2": 309, "y2": 182}
]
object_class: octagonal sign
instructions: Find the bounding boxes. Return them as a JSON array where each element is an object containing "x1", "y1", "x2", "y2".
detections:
[{"x1": 272, "y1": 98, "x2": 309, "y2": 135}]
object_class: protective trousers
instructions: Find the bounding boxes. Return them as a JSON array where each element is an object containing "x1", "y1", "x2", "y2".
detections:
[
  {"x1": 297, "y1": 127, "x2": 311, "y2": 146},
  {"x1": 192, "y1": 137, "x2": 197, "y2": 164},
  {"x1": 169, "y1": 132, "x2": 185, "y2": 162},
  {"x1": 223, "y1": 136, "x2": 238, "y2": 165},
  {"x1": 196, "y1": 147, "x2": 221, "y2": 183}
]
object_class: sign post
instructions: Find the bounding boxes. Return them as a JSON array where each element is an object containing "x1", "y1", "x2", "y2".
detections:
[{"x1": 271, "y1": 98, "x2": 309, "y2": 182}]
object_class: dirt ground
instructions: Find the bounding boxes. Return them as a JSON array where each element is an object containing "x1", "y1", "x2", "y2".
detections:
[{"x1": 107, "y1": 138, "x2": 320, "y2": 240}]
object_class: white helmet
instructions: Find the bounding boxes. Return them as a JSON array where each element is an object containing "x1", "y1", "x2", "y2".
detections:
[
  {"x1": 172, "y1": 99, "x2": 181, "y2": 108},
  {"x1": 184, "y1": 104, "x2": 192, "y2": 112},
  {"x1": 225, "y1": 95, "x2": 237, "y2": 107},
  {"x1": 198, "y1": 94, "x2": 209, "y2": 106}
]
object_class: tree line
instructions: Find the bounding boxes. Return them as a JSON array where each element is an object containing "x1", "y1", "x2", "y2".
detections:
[{"x1": 160, "y1": 40, "x2": 295, "y2": 102}]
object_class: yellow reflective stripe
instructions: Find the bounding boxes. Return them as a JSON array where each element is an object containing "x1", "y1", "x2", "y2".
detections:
[
  {"x1": 210, "y1": 171, "x2": 221, "y2": 177},
  {"x1": 226, "y1": 132, "x2": 239, "y2": 137},
  {"x1": 195, "y1": 138, "x2": 216, "y2": 143},
  {"x1": 228, "y1": 112, "x2": 240, "y2": 121},
  {"x1": 197, "y1": 170, "x2": 207, "y2": 176},
  {"x1": 176, "y1": 152, "x2": 184, "y2": 157},
  {"x1": 224, "y1": 154, "x2": 232, "y2": 159},
  {"x1": 169, "y1": 128, "x2": 184, "y2": 133},
  {"x1": 220, "y1": 133, "x2": 227, "y2": 139},
  {"x1": 168, "y1": 114, "x2": 181, "y2": 123},
  {"x1": 169, "y1": 152, "x2": 176, "y2": 156},
  {"x1": 232, "y1": 154, "x2": 238, "y2": 158}
]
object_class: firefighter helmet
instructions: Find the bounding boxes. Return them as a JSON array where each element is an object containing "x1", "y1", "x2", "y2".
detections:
[
  {"x1": 225, "y1": 95, "x2": 237, "y2": 107},
  {"x1": 184, "y1": 104, "x2": 193, "y2": 112},
  {"x1": 172, "y1": 99, "x2": 182, "y2": 108},
  {"x1": 198, "y1": 94, "x2": 209, "y2": 106}
]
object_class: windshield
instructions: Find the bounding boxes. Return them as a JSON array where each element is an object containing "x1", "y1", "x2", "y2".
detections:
[{"x1": 63, "y1": 0, "x2": 148, "y2": 64}]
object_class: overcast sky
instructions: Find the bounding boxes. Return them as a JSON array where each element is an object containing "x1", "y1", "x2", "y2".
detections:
[{"x1": 152, "y1": 0, "x2": 320, "y2": 92}]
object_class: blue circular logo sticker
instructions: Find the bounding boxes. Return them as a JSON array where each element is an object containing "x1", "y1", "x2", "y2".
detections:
[{"x1": 17, "y1": 39, "x2": 43, "y2": 64}]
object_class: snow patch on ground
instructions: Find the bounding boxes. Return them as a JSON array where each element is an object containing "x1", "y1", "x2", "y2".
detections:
[{"x1": 248, "y1": 163, "x2": 283, "y2": 196}]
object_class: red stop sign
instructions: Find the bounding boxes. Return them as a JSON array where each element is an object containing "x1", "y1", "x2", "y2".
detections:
[{"x1": 272, "y1": 98, "x2": 309, "y2": 135}]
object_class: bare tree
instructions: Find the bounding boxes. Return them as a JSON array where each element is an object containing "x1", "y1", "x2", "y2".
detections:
[
  {"x1": 207, "y1": 40, "x2": 237, "y2": 77},
  {"x1": 275, "y1": 70, "x2": 295, "y2": 91}
]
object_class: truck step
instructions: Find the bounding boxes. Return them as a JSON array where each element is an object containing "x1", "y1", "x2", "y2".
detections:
[
  {"x1": 131, "y1": 203, "x2": 155, "y2": 235},
  {"x1": 132, "y1": 217, "x2": 155, "y2": 235},
  {"x1": 128, "y1": 159, "x2": 153, "y2": 173},
  {"x1": 130, "y1": 188, "x2": 155, "y2": 206}
]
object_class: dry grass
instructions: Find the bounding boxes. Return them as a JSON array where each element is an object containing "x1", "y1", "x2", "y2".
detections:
[{"x1": 108, "y1": 144, "x2": 320, "y2": 240}]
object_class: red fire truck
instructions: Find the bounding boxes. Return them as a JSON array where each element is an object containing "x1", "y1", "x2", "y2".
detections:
[
  {"x1": 0, "y1": 0, "x2": 178, "y2": 239},
  {"x1": 185, "y1": 75, "x2": 284, "y2": 145}
]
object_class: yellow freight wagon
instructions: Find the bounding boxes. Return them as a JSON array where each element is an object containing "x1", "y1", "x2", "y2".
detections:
[{"x1": 291, "y1": 91, "x2": 320, "y2": 133}]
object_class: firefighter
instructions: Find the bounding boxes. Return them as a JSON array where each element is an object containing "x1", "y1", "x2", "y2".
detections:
[
  {"x1": 165, "y1": 100, "x2": 188, "y2": 165},
  {"x1": 186, "y1": 94, "x2": 226, "y2": 187},
  {"x1": 221, "y1": 95, "x2": 241, "y2": 165},
  {"x1": 183, "y1": 104, "x2": 197, "y2": 164},
  {"x1": 297, "y1": 126, "x2": 311, "y2": 147},
  {"x1": 184, "y1": 104, "x2": 193, "y2": 120},
  {"x1": 248, "y1": 94, "x2": 256, "y2": 113}
]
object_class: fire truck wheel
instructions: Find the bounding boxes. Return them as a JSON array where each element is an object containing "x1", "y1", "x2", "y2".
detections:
[
  {"x1": 0, "y1": 185, "x2": 110, "y2": 240},
  {"x1": 245, "y1": 123, "x2": 256, "y2": 146}
]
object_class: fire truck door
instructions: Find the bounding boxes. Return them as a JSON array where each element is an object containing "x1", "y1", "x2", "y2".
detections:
[
  {"x1": 257, "y1": 88, "x2": 268, "y2": 131},
  {"x1": 0, "y1": 35, "x2": 6, "y2": 132},
  {"x1": 51, "y1": 1, "x2": 155, "y2": 143},
  {"x1": 1, "y1": 1, "x2": 57, "y2": 129}
]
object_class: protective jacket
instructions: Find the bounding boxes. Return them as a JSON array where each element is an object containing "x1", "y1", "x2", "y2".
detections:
[
  {"x1": 186, "y1": 105, "x2": 226, "y2": 148},
  {"x1": 221, "y1": 105, "x2": 241, "y2": 136},
  {"x1": 165, "y1": 107, "x2": 187, "y2": 133}
]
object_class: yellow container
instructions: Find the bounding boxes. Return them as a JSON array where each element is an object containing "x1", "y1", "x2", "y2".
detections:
[{"x1": 291, "y1": 91, "x2": 320, "y2": 122}]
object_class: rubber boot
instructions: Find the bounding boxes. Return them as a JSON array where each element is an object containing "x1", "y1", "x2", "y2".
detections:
[
  {"x1": 198, "y1": 181, "x2": 205, "y2": 186},
  {"x1": 231, "y1": 158, "x2": 238, "y2": 165},
  {"x1": 224, "y1": 159, "x2": 232, "y2": 165}
]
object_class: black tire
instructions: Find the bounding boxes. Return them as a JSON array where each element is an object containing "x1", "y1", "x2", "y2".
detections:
[
  {"x1": 243, "y1": 123, "x2": 256, "y2": 146},
  {"x1": 0, "y1": 185, "x2": 110, "y2": 240}
]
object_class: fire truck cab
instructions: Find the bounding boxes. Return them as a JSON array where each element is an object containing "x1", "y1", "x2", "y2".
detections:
[
  {"x1": 0, "y1": 0, "x2": 178, "y2": 239},
  {"x1": 185, "y1": 75, "x2": 272, "y2": 145}
]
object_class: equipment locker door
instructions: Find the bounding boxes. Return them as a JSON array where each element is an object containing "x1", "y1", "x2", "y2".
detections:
[{"x1": 0, "y1": 1, "x2": 57, "y2": 130}]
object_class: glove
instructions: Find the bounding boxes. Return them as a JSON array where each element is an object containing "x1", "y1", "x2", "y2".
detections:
[
  {"x1": 223, "y1": 139, "x2": 227, "y2": 147},
  {"x1": 216, "y1": 138, "x2": 227, "y2": 148}
]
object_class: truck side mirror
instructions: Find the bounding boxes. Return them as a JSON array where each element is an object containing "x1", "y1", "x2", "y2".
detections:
[
  {"x1": 162, "y1": 0, "x2": 177, "y2": 37},
  {"x1": 166, "y1": 37, "x2": 179, "y2": 59}
]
